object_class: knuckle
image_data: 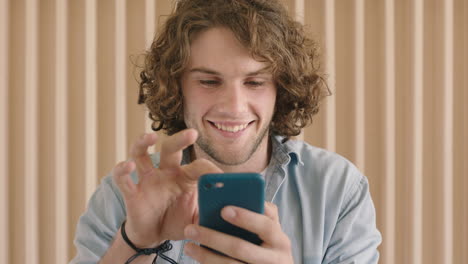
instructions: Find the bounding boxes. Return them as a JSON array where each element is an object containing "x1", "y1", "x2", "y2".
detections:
[
  {"x1": 272, "y1": 203, "x2": 278, "y2": 211},
  {"x1": 269, "y1": 203, "x2": 279, "y2": 214},
  {"x1": 267, "y1": 220, "x2": 277, "y2": 232},
  {"x1": 113, "y1": 161, "x2": 126, "y2": 175},
  {"x1": 282, "y1": 235, "x2": 292, "y2": 249},
  {"x1": 262, "y1": 221, "x2": 278, "y2": 241},
  {"x1": 228, "y1": 240, "x2": 251, "y2": 257}
]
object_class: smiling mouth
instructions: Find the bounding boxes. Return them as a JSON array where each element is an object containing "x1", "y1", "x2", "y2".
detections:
[{"x1": 208, "y1": 121, "x2": 254, "y2": 133}]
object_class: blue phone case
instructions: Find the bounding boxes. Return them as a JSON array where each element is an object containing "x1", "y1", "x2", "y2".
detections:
[{"x1": 198, "y1": 173, "x2": 265, "y2": 245}]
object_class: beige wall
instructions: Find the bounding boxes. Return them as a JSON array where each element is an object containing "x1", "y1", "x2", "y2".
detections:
[{"x1": 0, "y1": 0, "x2": 466, "y2": 263}]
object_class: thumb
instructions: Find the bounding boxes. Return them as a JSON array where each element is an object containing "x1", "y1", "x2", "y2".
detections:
[{"x1": 179, "y1": 158, "x2": 223, "y2": 185}]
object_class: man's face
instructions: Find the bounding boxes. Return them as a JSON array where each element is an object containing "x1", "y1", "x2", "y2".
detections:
[{"x1": 181, "y1": 27, "x2": 277, "y2": 166}]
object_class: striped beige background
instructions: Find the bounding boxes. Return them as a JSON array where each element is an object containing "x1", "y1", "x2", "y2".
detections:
[{"x1": 0, "y1": 0, "x2": 466, "y2": 263}]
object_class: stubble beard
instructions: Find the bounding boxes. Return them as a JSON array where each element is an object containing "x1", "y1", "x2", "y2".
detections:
[{"x1": 195, "y1": 122, "x2": 271, "y2": 166}]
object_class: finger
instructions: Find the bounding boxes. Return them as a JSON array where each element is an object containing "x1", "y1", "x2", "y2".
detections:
[
  {"x1": 184, "y1": 242, "x2": 245, "y2": 264},
  {"x1": 180, "y1": 158, "x2": 223, "y2": 184},
  {"x1": 221, "y1": 206, "x2": 286, "y2": 248},
  {"x1": 129, "y1": 133, "x2": 157, "y2": 177},
  {"x1": 112, "y1": 161, "x2": 137, "y2": 198},
  {"x1": 264, "y1": 202, "x2": 280, "y2": 222},
  {"x1": 184, "y1": 225, "x2": 268, "y2": 263},
  {"x1": 159, "y1": 129, "x2": 198, "y2": 169}
]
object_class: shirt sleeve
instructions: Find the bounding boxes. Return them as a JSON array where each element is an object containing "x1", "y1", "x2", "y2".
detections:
[
  {"x1": 69, "y1": 176, "x2": 126, "y2": 264},
  {"x1": 322, "y1": 174, "x2": 382, "y2": 264}
]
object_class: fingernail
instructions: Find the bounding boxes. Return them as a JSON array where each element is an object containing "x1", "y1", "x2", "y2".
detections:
[
  {"x1": 186, "y1": 129, "x2": 198, "y2": 138},
  {"x1": 185, "y1": 225, "x2": 198, "y2": 238},
  {"x1": 223, "y1": 207, "x2": 236, "y2": 219}
]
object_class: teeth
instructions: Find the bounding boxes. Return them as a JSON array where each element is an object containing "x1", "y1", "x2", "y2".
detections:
[{"x1": 213, "y1": 123, "x2": 249, "y2": 132}]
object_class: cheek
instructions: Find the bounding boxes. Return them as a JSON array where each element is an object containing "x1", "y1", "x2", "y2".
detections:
[
  {"x1": 184, "y1": 92, "x2": 204, "y2": 111},
  {"x1": 183, "y1": 93, "x2": 210, "y2": 123},
  {"x1": 261, "y1": 90, "x2": 277, "y2": 114}
]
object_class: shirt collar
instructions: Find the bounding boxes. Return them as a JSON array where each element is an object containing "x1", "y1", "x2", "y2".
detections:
[{"x1": 270, "y1": 135, "x2": 304, "y2": 167}]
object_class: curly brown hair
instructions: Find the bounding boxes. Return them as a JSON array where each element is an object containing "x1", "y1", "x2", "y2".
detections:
[{"x1": 138, "y1": 0, "x2": 330, "y2": 137}]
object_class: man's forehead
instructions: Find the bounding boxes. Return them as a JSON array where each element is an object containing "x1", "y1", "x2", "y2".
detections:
[{"x1": 184, "y1": 27, "x2": 273, "y2": 76}]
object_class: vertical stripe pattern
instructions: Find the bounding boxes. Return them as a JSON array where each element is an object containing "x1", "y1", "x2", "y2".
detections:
[
  {"x1": 85, "y1": 0, "x2": 98, "y2": 201},
  {"x1": 55, "y1": 0, "x2": 68, "y2": 262},
  {"x1": 0, "y1": 0, "x2": 9, "y2": 263},
  {"x1": 411, "y1": 1, "x2": 424, "y2": 263},
  {"x1": 25, "y1": 0, "x2": 39, "y2": 263},
  {"x1": 383, "y1": 0, "x2": 396, "y2": 263}
]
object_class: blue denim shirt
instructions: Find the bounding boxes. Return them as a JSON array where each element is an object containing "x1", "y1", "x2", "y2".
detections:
[{"x1": 70, "y1": 135, "x2": 381, "y2": 264}]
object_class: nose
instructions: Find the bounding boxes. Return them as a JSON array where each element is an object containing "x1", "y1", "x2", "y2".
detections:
[{"x1": 219, "y1": 81, "x2": 248, "y2": 114}]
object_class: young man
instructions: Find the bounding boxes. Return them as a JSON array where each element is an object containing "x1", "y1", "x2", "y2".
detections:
[{"x1": 71, "y1": 0, "x2": 381, "y2": 263}]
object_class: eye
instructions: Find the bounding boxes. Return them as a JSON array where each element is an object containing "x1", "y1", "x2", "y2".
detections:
[
  {"x1": 199, "y1": 79, "x2": 221, "y2": 86},
  {"x1": 245, "y1": 81, "x2": 265, "y2": 87}
]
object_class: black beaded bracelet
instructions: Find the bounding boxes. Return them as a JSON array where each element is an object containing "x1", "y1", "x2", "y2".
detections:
[{"x1": 121, "y1": 220, "x2": 178, "y2": 264}]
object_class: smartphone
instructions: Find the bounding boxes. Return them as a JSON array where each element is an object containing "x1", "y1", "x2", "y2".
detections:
[{"x1": 198, "y1": 172, "x2": 265, "y2": 245}]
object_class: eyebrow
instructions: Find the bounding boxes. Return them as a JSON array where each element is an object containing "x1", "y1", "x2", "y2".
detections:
[{"x1": 188, "y1": 66, "x2": 270, "y2": 76}]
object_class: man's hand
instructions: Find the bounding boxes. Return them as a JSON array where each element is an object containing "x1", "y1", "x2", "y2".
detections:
[
  {"x1": 183, "y1": 202, "x2": 294, "y2": 264},
  {"x1": 112, "y1": 129, "x2": 222, "y2": 248}
]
